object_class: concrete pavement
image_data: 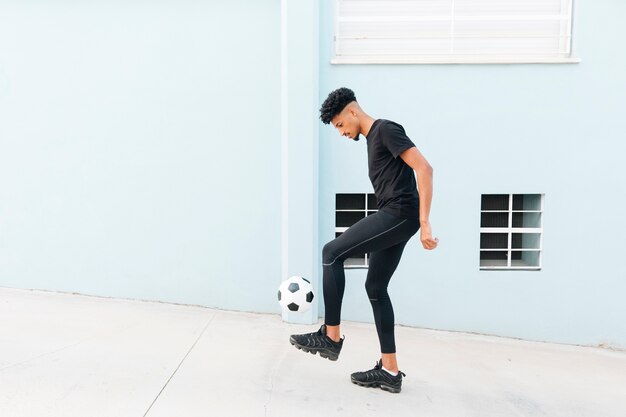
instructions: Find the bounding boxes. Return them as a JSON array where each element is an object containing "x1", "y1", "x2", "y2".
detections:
[{"x1": 1, "y1": 287, "x2": 625, "y2": 417}]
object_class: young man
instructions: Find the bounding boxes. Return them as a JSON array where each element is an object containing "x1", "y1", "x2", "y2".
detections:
[{"x1": 289, "y1": 87, "x2": 438, "y2": 394}]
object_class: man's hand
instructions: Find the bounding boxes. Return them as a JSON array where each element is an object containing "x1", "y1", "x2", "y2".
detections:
[{"x1": 420, "y1": 221, "x2": 439, "y2": 250}]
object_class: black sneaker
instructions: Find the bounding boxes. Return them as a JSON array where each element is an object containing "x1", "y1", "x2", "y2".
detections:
[
  {"x1": 289, "y1": 324, "x2": 344, "y2": 361},
  {"x1": 350, "y1": 359, "x2": 406, "y2": 393}
]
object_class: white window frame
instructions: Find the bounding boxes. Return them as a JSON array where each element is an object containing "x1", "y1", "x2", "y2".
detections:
[
  {"x1": 335, "y1": 193, "x2": 378, "y2": 269},
  {"x1": 479, "y1": 193, "x2": 544, "y2": 270},
  {"x1": 332, "y1": 0, "x2": 580, "y2": 64}
]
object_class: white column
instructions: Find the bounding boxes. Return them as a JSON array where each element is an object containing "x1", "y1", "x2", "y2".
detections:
[{"x1": 281, "y1": 0, "x2": 320, "y2": 324}]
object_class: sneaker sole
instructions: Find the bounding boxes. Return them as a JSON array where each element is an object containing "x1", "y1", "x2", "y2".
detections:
[
  {"x1": 289, "y1": 337, "x2": 339, "y2": 361},
  {"x1": 351, "y1": 379, "x2": 402, "y2": 393}
]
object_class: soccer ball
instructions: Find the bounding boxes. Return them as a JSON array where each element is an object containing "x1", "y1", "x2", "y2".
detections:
[{"x1": 277, "y1": 275, "x2": 315, "y2": 313}]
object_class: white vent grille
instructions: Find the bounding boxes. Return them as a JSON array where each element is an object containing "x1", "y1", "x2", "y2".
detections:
[
  {"x1": 335, "y1": 193, "x2": 378, "y2": 268},
  {"x1": 480, "y1": 194, "x2": 544, "y2": 270}
]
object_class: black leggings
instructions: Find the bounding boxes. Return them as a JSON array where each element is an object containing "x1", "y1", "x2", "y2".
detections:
[{"x1": 322, "y1": 210, "x2": 420, "y2": 353}]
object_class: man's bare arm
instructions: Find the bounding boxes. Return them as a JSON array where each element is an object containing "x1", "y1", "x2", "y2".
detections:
[{"x1": 399, "y1": 146, "x2": 438, "y2": 250}]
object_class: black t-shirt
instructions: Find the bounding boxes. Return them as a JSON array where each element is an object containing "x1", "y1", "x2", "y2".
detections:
[{"x1": 366, "y1": 119, "x2": 420, "y2": 219}]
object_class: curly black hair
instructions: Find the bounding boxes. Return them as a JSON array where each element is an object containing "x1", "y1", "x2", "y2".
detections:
[{"x1": 319, "y1": 87, "x2": 357, "y2": 124}]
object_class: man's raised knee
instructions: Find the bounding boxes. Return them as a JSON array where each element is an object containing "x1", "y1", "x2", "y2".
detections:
[{"x1": 322, "y1": 241, "x2": 337, "y2": 265}]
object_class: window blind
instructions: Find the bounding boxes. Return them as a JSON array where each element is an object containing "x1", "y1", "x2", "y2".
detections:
[{"x1": 333, "y1": 0, "x2": 577, "y2": 64}]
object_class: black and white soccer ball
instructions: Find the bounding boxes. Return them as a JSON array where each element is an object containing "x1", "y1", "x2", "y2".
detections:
[{"x1": 277, "y1": 275, "x2": 315, "y2": 313}]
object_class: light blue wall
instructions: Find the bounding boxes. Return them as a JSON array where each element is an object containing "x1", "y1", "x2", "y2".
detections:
[
  {"x1": 0, "y1": 1, "x2": 282, "y2": 312},
  {"x1": 1, "y1": 1, "x2": 624, "y2": 347},
  {"x1": 317, "y1": 0, "x2": 626, "y2": 347}
]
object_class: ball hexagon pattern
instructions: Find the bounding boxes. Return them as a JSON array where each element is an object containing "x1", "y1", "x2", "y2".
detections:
[{"x1": 277, "y1": 275, "x2": 315, "y2": 313}]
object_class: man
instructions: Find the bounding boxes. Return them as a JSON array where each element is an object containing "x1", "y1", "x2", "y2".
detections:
[{"x1": 289, "y1": 87, "x2": 438, "y2": 394}]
